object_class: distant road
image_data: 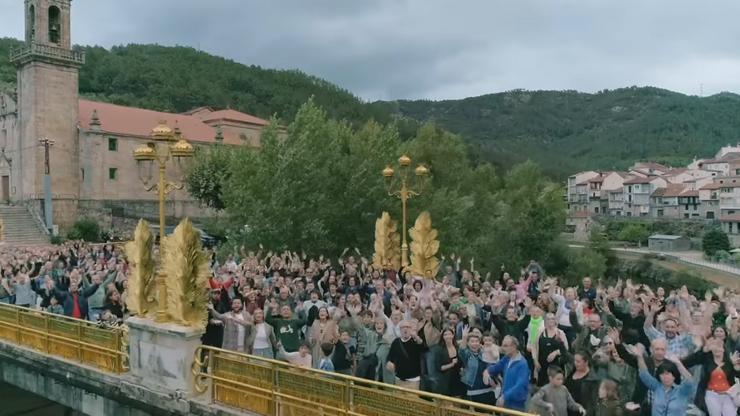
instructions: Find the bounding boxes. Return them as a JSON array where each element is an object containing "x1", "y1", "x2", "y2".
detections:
[{"x1": 568, "y1": 244, "x2": 740, "y2": 288}]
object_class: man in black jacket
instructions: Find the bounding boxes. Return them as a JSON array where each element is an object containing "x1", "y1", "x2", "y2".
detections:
[
  {"x1": 606, "y1": 296, "x2": 650, "y2": 347},
  {"x1": 51, "y1": 278, "x2": 98, "y2": 320}
]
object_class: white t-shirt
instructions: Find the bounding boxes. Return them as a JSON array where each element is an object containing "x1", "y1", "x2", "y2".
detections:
[
  {"x1": 232, "y1": 312, "x2": 246, "y2": 350},
  {"x1": 253, "y1": 323, "x2": 270, "y2": 349}
]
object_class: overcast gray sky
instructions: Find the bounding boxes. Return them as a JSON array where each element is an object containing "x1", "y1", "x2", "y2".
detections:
[{"x1": 1, "y1": 0, "x2": 739, "y2": 101}]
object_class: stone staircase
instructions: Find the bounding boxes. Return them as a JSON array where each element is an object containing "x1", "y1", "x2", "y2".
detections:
[{"x1": 0, "y1": 205, "x2": 49, "y2": 245}]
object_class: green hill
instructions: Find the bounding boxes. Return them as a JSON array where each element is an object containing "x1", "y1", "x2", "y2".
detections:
[
  {"x1": 3, "y1": 37, "x2": 740, "y2": 178},
  {"x1": 376, "y1": 88, "x2": 740, "y2": 177},
  {"x1": 0, "y1": 37, "x2": 405, "y2": 130}
]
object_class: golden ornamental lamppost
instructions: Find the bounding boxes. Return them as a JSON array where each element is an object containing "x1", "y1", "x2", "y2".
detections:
[
  {"x1": 382, "y1": 154, "x2": 429, "y2": 268},
  {"x1": 132, "y1": 121, "x2": 195, "y2": 322}
]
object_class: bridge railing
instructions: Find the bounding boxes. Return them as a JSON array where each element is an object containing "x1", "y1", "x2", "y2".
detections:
[
  {"x1": 0, "y1": 303, "x2": 128, "y2": 373},
  {"x1": 192, "y1": 345, "x2": 534, "y2": 416}
]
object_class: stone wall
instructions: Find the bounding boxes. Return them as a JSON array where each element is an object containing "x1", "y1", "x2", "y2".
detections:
[{"x1": 77, "y1": 199, "x2": 221, "y2": 238}]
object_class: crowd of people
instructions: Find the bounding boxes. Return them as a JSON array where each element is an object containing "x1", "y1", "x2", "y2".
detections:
[
  {"x1": 3, "y1": 242, "x2": 740, "y2": 416},
  {"x1": 0, "y1": 242, "x2": 126, "y2": 326}
]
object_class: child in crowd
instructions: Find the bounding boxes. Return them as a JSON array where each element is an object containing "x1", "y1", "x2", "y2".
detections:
[
  {"x1": 278, "y1": 342, "x2": 312, "y2": 368},
  {"x1": 318, "y1": 342, "x2": 335, "y2": 372},
  {"x1": 332, "y1": 330, "x2": 356, "y2": 375},
  {"x1": 595, "y1": 379, "x2": 622, "y2": 416},
  {"x1": 46, "y1": 295, "x2": 64, "y2": 315},
  {"x1": 530, "y1": 366, "x2": 586, "y2": 416}
]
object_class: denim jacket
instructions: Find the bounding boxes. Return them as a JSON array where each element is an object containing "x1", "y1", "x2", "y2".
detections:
[{"x1": 459, "y1": 347, "x2": 488, "y2": 390}]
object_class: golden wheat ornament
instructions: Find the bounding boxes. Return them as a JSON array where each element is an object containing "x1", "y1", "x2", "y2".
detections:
[
  {"x1": 372, "y1": 212, "x2": 401, "y2": 270},
  {"x1": 409, "y1": 211, "x2": 440, "y2": 278},
  {"x1": 161, "y1": 218, "x2": 211, "y2": 328},
  {"x1": 124, "y1": 219, "x2": 157, "y2": 317}
]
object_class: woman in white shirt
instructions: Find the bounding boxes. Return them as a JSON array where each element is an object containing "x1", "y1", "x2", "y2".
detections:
[
  {"x1": 550, "y1": 286, "x2": 583, "y2": 347},
  {"x1": 246, "y1": 308, "x2": 278, "y2": 358}
]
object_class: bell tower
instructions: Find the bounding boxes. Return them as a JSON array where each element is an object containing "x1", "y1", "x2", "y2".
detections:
[{"x1": 11, "y1": 0, "x2": 83, "y2": 229}]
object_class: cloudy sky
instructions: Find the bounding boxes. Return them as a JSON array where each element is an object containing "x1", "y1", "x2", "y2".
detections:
[{"x1": 1, "y1": 0, "x2": 739, "y2": 101}]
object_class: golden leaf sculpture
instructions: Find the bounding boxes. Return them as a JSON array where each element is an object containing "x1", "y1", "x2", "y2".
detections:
[
  {"x1": 124, "y1": 219, "x2": 156, "y2": 317},
  {"x1": 161, "y1": 218, "x2": 210, "y2": 329},
  {"x1": 372, "y1": 212, "x2": 401, "y2": 270},
  {"x1": 409, "y1": 211, "x2": 440, "y2": 279}
]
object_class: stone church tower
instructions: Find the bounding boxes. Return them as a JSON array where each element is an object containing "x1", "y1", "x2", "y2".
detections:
[{"x1": 10, "y1": 0, "x2": 83, "y2": 228}]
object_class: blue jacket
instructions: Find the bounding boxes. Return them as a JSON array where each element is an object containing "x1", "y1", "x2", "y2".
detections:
[{"x1": 487, "y1": 354, "x2": 530, "y2": 407}]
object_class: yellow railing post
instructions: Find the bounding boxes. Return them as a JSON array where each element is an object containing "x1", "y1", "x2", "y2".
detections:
[
  {"x1": 346, "y1": 378, "x2": 354, "y2": 415},
  {"x1": 44, "y1": 313, "x2": 50, "y2": 354},
  {"x1": 14, "y1": 307, "x2": 20, "y2": 343},
  {"x1": 76, "y1": 324, "x2": 83, "y2": 362}
]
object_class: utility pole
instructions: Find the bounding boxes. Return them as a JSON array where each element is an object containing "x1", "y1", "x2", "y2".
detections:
[{"x1": 38, "y1": 137, "x2": 55, "y2": 233}]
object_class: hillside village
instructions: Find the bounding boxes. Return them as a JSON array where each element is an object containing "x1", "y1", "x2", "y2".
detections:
[{"x1": 567, "y1": 144, "x2": 740, "y2": 244}]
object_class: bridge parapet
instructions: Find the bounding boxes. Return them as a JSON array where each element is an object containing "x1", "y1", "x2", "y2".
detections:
[
  {"x1": 0, "y1": 303, "x2": 127, "y2": 373},
  {"x1": 193, "y1": 345, "x2": 535, "y2": 416}
]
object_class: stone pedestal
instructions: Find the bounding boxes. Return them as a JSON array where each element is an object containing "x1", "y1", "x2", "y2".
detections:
[{"x1": 126, "y1": 316, "x2": 204, "y2": 395}]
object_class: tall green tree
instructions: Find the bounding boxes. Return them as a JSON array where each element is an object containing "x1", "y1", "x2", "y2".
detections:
[
  {"x1": 186, "y1": 143, "x2": 238, "y2": 210},
  {"x1": 188, "y1": 100, "x2": 567, "y2": 274}
]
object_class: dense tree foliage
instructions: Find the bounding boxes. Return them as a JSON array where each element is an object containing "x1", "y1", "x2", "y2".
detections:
[
  {"x1": 618, "y1": 224, "x2": 650, "y2": 246},
  {"x1": 0, "y1": 38, "x2": 22, "y2": 89},
  {"x1": 703, "y1": 228, "x2": 731, "y2": 257},
  {"x1": 191, "y1": 100, "x2": 566, "y2": 271},
  {"x1": 378, "y1": 87, "x2": 740, "y2": 178}
]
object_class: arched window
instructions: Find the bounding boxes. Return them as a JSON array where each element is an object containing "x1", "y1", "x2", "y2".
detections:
[
  {"x1": 28, "y1": 5, "x2": 35, "y2": 40},
  {"x1": 48, "y1": 6, "x2": 60, "y2": 44}
]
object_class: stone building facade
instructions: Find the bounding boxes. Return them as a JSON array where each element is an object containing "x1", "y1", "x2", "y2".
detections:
[{"x1": 0, "y1": 0, "x2": 269, "y2": 231}]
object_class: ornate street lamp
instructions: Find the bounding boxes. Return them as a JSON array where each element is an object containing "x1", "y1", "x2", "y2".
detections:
[
  {"x1": 132, "y1": 121, "x2": 194, "y2": 322},
  {"x1": 383, "y1": 154, "x2": 429, "y2": 268}
]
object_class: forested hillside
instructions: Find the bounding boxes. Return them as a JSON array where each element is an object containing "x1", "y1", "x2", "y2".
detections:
[
  {"x1": 3, "y1": 37, "x2": 740, "y2": 178},
  {"x1": 0, "y1": 38, "x2": 406, "y2": 131},
  {"x1": 377, "y1": 88, "x2": 740, "y2": 177}
]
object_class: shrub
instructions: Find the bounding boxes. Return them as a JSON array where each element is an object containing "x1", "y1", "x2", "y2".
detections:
[
  {"x1": 618, "y1": 224, "x2": 650, "y2": 245},
  {"x1": 67, "y1": 218, "x2": 102, "y2": 242},
  {"x1": 703, "y1": 229, "x2": 731, "y2": 257}
]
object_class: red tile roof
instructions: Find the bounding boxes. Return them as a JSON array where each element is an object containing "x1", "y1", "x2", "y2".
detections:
[
  {"x1": 662, "y1": 184, "x2": 687, "y2": 197},
  {"x1": 700, "y1": 182, "x2": 722, "y2": 190},
  {"x1": 680, "y1": 189, "x2": 699, "y2": 197},
  {"x1": 624, "y1": 176, "x2": 654, "y2": 184},
  {"x1": 197, "y1": 109, "x2": 268, "y2": 126},
  {"x1": 78, "y1": 99, "x2": 256, "y2": 145},
  {"x1": 701, "y1": 153, "x2": 740, "y2": 164},
  {"x1": 721, "y1": 215, "x2": 740, "y2": 222}
]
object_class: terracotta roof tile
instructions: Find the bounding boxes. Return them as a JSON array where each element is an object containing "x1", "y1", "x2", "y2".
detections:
[
  {"x1": 196, "y1": 109, "x2": 269, "y2": 126},
  {"x1": 624, "y1": 176, "x2": 653, "y2": 184},
  {"x1": 661, "y1": 184, "x2": 688, "y2": 197},
  {"x1": 700, "y1": 182, "x2": 722, "y2": 190},
  {"x1": 78, "y1": 99, "x2": 256, "y2": 146}
]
